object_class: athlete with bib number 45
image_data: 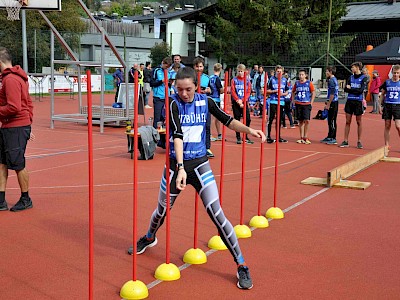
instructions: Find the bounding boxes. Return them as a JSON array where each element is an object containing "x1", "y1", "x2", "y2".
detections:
[
  {"x1": 379, "y1": 64, "x2": 400, "y2": 151},
  {"x1": 127, "y1": 67, "x2": 266, "y2": 290}
]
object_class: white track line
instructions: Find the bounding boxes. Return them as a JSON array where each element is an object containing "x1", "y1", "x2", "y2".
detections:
[
  {"x1": 19, "y1": 152, "x2": 320, "y2": 190},
  {"x1": 145, "y1": 186, "x2": 330, "y2": 290}
]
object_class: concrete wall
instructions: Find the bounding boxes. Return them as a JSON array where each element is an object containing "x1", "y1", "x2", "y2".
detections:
[{"x1": 79, "y1": 33, "x2": 163, "y2": 67}]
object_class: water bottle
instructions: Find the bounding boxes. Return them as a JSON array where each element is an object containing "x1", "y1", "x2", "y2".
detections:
[{"x1": 148, "y1": 117, "x2": 154, "y2": 126}]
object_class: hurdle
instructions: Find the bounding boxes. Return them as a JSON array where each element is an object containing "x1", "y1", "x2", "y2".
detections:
[{"x1": 301, "y1": 146, "x2": 399, "y2": 190}]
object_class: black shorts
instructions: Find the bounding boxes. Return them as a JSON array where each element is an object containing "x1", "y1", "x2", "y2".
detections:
[
  {"x1": 296, "y1": 104, "x2": 312, "y2": 121},
  {"x1": 344, "y1": 100, "x2": 363, "y2": 116},
  {"x1": 382, "y1": 103, "x2": 400, "y2": 120},
  {"x1": 0, "y1": 125, "x2": 31, "y2": 171}
]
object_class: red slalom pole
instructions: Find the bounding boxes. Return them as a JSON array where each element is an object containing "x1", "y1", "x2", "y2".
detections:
[
  {"x1": 154, "y1": 68, "x2": 180, "y2": 280},
  {"x1": 266, "y1": 71, "x2": 284, "y2": 220},
  {"x1": 193, "y1": 72, "x2": 201, "y2": 249},
  {"x1": 132, "y1": 71, "x2": 139, "y2": 280},
  {"x1": 240, "y1": 71, "x2": 248, "y2": 225},
  {"x1": 164, "y1": 68, "x2": 171, "y2": 264},
  {"x1": 208, "y1": 71, "x2": 229, "y2": 250},
  {"x1": 249, "y1": 72, "x2": 269, "y2": 228},
  {"x1": 183, "y1": 71, "x2": 207, "y2": 263},
  {"x1": 87, "y1": 70, "x2": 94, "y2": 300},
  {"x1": 274, "y1": 72, "x2": 281, "y2": 208},
  {"x1": 233, "y1": 70, "x2": 251, "y2": 238},
  {"x1": 193, "y1": 72, "x2": 202, "y2": 249},
  {"x1": 218, "y1": 71, "x2": 229, "y2": 205},
  {"x1": 258, "y1": 73, "x2": 268, "y2": 215},
  {"x1": 120, "y1": 68, "x2": 148, "y2": 300}
]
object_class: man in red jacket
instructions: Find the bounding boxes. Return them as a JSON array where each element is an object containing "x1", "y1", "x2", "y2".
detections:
[{"x1": 0, "y1": 47, "x2": 33, "y2": 212}]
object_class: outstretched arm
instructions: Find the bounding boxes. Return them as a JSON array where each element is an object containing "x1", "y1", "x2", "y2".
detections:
[{"x1": 228, "y1": 120, "x2": 266, "y2": 142}]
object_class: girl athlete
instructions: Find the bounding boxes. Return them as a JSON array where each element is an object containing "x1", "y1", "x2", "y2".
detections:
[{"x1": 128, "y1": 67, "x2": 266, "y2": 289}]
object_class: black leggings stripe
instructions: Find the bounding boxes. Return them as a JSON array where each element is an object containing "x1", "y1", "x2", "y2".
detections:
[{"x1": 146, "y1": 156, "x2": 245, "y2": 264}]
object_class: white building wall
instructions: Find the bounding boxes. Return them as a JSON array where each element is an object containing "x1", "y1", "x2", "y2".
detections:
[
  {"x1": 166, "y1": 18, "x2": 191, "y2": 56},
  {"x1": 140, "y1": 23, "x2": 154, "y2": 39}
]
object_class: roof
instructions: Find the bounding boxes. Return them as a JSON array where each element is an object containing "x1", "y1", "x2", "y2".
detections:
[
  {"x1": 341, "y1": 1, "x2": 400, "y2": 21},
  {"x1": 355, "y1": 37, "x2": 400, "y2": 65},
  {"x1": 122, "y1": 9, "x2": 197, "y2": 23}
]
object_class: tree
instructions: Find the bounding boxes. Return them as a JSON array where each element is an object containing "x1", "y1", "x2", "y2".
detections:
[
  {"x1": 149, "y1": 42, "x2": 170, "y2": 66},
  {"x1": 204, "y1": 0, "x2": 347, "y2": 65},
  {"x1": 108, "y1": 1, "x2": 134, "y2": 17}
]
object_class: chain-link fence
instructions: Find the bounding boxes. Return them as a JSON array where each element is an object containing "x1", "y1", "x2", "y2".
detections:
[{"x1": 234, "y1": 32, "x2": 400, "y2": 68}]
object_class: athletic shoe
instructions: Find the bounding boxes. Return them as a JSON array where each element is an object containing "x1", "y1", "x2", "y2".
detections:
[
  {"x1": 236, "y1": 138, "x2": 243, "y2": 144},
  {"x1": 296, "y1": 139, "x2": 305, "y2": 144},
  {"x1": 339, "y1": 141, "x2": 349, "y2": 148},
  {"x1": 10, "y1": 196, "x2": 33, "y2": 212},
  {"x1": 128, "y1": 235, "x2": 158, "y2": 255},
  {"x1": 290, "y1": 125, "x2": 296, "y2": 129},
  {"x1": 357, "y1": 141, "x2": 363, "y2": 149},
  {"x1": 144, "y1": 105, "x2": 152, "y2": 108},
  {"x1": 267, "y1": 137, "x2": 276, "y2": 144},
  {"x1": 0, "y1": 200, "x2": 8, "y2": 211},
  {"x1": 245, "y1": 139, "x2": 254, "y2": 144},
  {"x1": 304, "y1": 138, "x2": 311, "y2": 144},
  {"x1": 282, "y1": 126, "x2": 287, "y2": 129},
  {"x1": 326, "y1": 138, "x2": 337, "y2": 145},
  {"x1": 237, "y1": 265, "x2": 253, "y2": 290},
  {"x1": 211, "y1": 135, "x2": 223, "y2": 142},
  {"x1": 320, "y1": 137, "x2": 330, "y2": 143},
  {"x1": 206, "y1": 149, "x2": 215, "y2": 158},
  {"x1": 278, "y1": 138, "x2": 288, "y2": 143}
]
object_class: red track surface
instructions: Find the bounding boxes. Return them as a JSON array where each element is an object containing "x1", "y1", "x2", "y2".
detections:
[{"x1": 1, "y1": 94, "x2": 399, "y2": 299}]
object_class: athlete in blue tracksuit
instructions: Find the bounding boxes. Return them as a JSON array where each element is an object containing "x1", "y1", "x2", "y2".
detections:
[
  {"x1": 128, "y1": 67, "x2": 266, "y2": 290},
  {"x1": 379, "y1": 65, "x2": 400, "y2": 149},
  {"x1": 340, "y1": 61, "x2": 367, "y2": 148}
]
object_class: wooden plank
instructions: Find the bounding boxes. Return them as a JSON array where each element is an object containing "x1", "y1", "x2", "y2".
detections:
[
  {"x1": 301, "y1": 177, "x2": 327, "y2": 186},
  {"x1": 334, "y1": 180, "x2": 371, "y2": 190},
  {"x1": 327, "y1": 146, "x2": 387, "y2": 187},
  {"x1": 380, "y1": 157, "x2": 400, "y2": 163}
]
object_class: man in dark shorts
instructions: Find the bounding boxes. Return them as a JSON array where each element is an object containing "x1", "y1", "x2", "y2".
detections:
[
  {"x1": 339, "y1": 62, "x2": 367, "y2": 149},
  {"x1": 379, "y1": 64, "x2": 400, "y2": 149},
  {"x1": 0, "y1": 47, "x2": 33, "y2": 212},
  {"x1": 291, "y1": 69, "x2": 315, "y2": 144}
]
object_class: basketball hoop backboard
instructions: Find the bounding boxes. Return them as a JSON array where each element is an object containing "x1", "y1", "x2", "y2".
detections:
[{"x1": 0, "y1": 0, "x2": 61, "y2": 11}]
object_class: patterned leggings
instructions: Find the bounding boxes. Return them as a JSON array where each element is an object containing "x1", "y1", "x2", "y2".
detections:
[{"x1": 145, "y1": 156, "x2": 245, "y2": 265}]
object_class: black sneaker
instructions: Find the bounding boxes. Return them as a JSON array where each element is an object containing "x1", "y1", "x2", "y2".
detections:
[
  {"x1": 357, "y1": 141, "x2": 363, "y2": 149},
  {"x1": 206, "y1": 149, "x2": 215, "y2": 158},
  {"x1": 339, "y1": 141, "x2": 349, "y2": 148},
  {"x1": 237, "y1": 265, "x2": 253, "y2": 289},
  {"x1": 0, "y1": 200, "x2": 8, "y2": 211},
  {"x1": 267, "y1": 137, "x2": 276, "y2": 144},
  {"x1": 10, "y1": 197, "x2": 32, "y2": 212},
  {"x1": 278, "y1": 138, "x2": 288, "y2": 143},
  {"x1": 245, "y1": 139, "x2": 254, "y2": 144},
  {"x1": 236, "y1": 139, "x2": 243, "y2": 144},
  {"x1": 128, "y1": 235, "x2": 158, "y2": 255}
]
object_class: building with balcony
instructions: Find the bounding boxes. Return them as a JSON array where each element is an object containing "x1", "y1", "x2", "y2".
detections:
[{"x1": 121, "y1": 8, "x2": 206, "y2": 64}]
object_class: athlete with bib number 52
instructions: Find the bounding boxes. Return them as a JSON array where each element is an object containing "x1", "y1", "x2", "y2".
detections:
[{"x1": 379, "y1": 64, "x2": 400, "y2": 150}]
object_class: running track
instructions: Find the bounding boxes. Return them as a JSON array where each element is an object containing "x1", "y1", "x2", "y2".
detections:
[{"x1": 1, "y1": 94, "x2": 399, "y2": 299}]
